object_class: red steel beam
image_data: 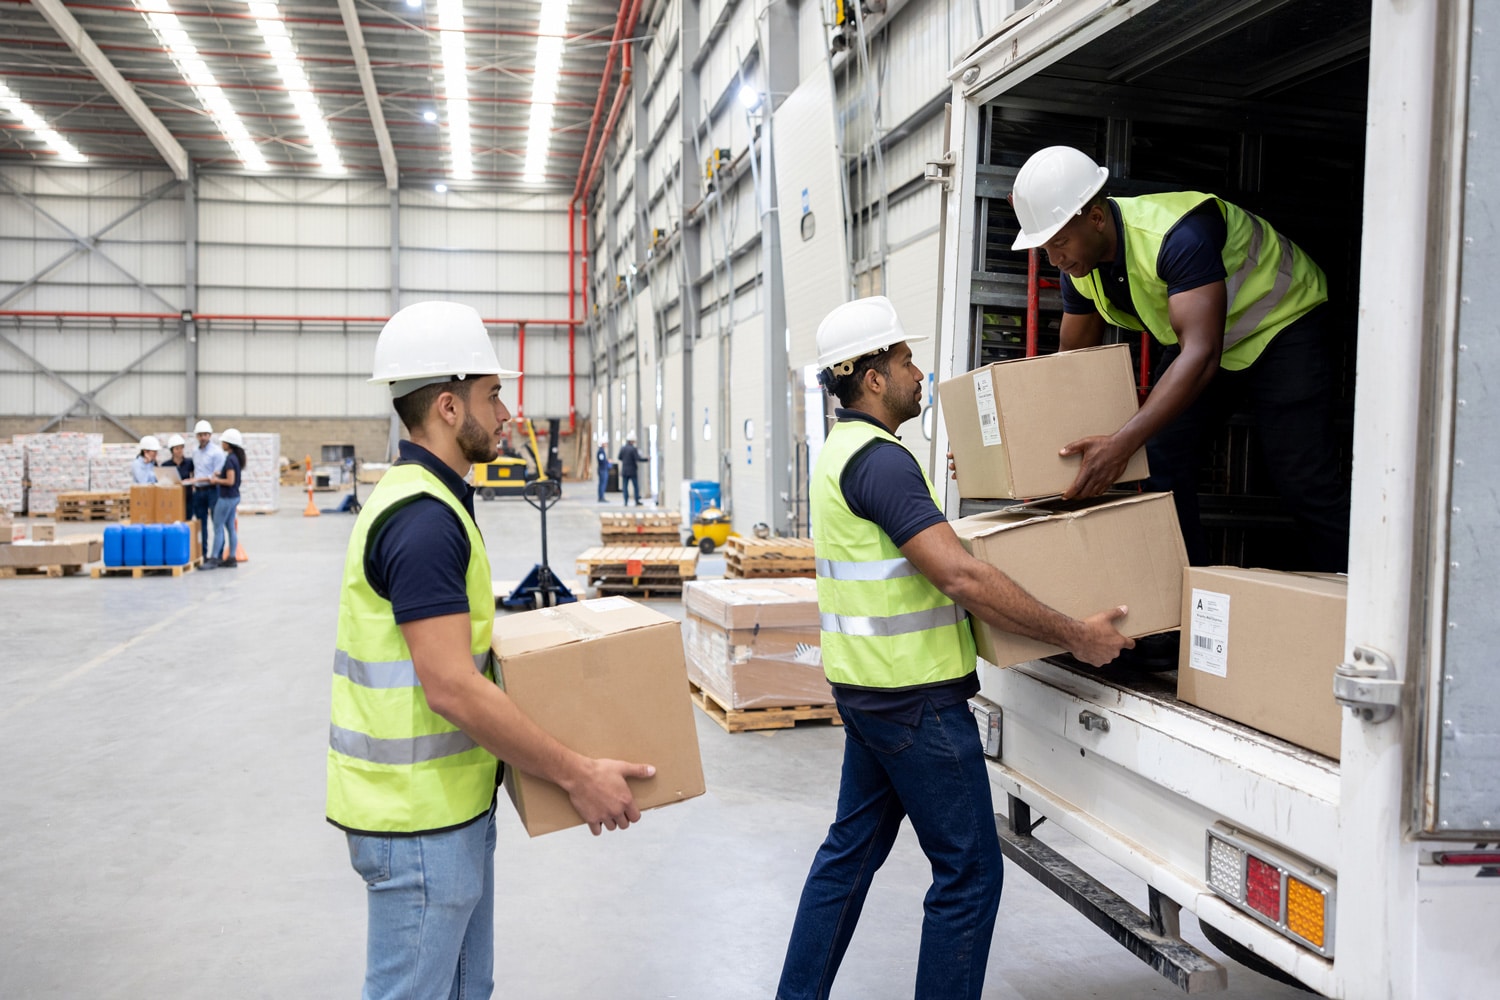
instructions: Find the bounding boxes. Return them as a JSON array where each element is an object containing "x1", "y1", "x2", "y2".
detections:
[
  {"x1": 0, "y1": 310, "x2": 580, "y2": 325},
  {"x1": 570, "y1": 0, "x2": 632, "y2": 202}
]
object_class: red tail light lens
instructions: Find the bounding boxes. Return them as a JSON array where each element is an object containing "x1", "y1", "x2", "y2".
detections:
[{"x1": 1246, "y1": 855, "x2": 1282, "y2": 920}]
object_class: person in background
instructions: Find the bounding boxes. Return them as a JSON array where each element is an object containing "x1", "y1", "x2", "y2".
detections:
[
  {"x1": 617, "y1": 433, "x2": 645, "y2": 506},
  {"x1": 187, "y1": 420, "x2": 224, "y2": 563},
  {"x1": 203, "y1": 428, "x2": 245, "y2": 570},
  {"x1": 161, "y1": 434, "x2": 191, "y2": 477},
  {"x1": 131, "y1": 436, "x2": 161, "y2": 484},
  {"x1": 596, "y1": 441, "x2": 611, "y2": 503}
]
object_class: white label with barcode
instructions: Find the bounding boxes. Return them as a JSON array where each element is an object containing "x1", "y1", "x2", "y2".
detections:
[
  {"x1": 1188, "y1": 588, "x2": 1231, "y2": 677},
  {"x1": 973, "y1": 369, "x2": 1002, "y2": 447}
]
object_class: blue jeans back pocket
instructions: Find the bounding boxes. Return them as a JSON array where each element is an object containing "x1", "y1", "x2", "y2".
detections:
[{"x1": 347, "y1": 834, "x2": 392, "y2": 885}]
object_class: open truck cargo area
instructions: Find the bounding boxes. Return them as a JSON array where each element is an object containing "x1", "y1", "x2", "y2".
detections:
[{"x1": 931, "y1": 0, "x2": 1500, "y2": 996}]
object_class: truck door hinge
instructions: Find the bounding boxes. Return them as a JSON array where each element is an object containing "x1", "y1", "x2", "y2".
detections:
[
  {"x1": 1333, "y1": 645, "x2": 1401, "y2": 723},
  {"x1": 924, "y1": 151, "x2": 954, "y2": 191}
]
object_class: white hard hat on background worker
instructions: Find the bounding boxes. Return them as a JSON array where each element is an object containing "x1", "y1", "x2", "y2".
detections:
[
  {"x1": 194, "y1": 419, "x2": 213, "y2": 434},
  {"x1": 814, "y1": 295, "x2": 927, "y2": 384},
  {"x1": 1009, "y1": 145, "x2": 1110, "y2": 250},
  {"x1": 370, "y1": 301, "x2": 521, "y2": 397},
  {"x1": 167, "y1": 434, "x2": 185, "y2": 449},
  {"x1": 221, "y1": 428, "x2": 244, "y2": 448},
  {"x1": 138, "y1": 435, "x2": 162, "y2": 452}
]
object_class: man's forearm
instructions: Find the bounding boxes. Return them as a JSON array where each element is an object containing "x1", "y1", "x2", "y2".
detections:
[
  {"x1": 1114, "y1": 345, "x2": 1217, "y2": 451},
  {"x1": 427, "y1": 668, "x2": 589, "y2": 791},
  {"x1": 949, "y1": 562, "x2": 1083, "y2": 649}
]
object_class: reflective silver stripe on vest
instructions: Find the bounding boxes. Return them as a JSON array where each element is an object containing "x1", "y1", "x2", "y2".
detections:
[
  {"x1": 1224, "y1": 215, "x2": 1296, "y2": 349},
  {"x1": 333, "y1": 650, "x2": 491, "y2": 689},
  {"x1": 329, "y1": 723, "x2": 478, "y2": 764},
  {"x1": 816, "y1": 556, "x2": 922, "y2": 581},
  {"x1": 820, "y1": 603, "x2": 967, "y2": 637}
]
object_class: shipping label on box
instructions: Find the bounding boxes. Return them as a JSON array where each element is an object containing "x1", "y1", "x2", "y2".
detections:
[
  {"x1": 492, "y1": 598, "x2": 705, "y2": 837},
  {"x1": 1177, "y1": 567, "x2": 1346, "y2": 759},
  {"x1": 952, "y1": 492, "x2": 1186, "y2": 667},
  {"x1": 938, "y1": 344, "x2": 1149, "y2": 500}
]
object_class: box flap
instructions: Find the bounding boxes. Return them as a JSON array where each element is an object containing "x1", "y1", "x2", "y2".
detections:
[{"x1": 493, "y1": 597, "x2": 674, "y2": 658}]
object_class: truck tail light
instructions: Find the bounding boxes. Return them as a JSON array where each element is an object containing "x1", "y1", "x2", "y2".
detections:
[{"x1": 1205, "y1": 823, "x2": 1335, "y2": 958}]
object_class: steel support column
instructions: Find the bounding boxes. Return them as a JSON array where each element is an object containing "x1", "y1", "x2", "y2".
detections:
[
  {"x1": 759, "y1": 0, "x2": 797, "y2": 534},
  {"x1": 387, "y1": 189, "x2": 402, "y2": 460},
  {"x1": 679, "y1": 0, "x2": 703, "y2": 480},
  {"x1": 183, "y1": 167, "x2": 198, "y2": 427}
]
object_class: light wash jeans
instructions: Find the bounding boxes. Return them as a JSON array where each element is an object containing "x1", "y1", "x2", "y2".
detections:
[
  {"x1": 347, "y1": 807, "x2": 497, "y2": 1000},
  {"x1": 211, "y1": 495, "x2": 239, "y2": 561},
  {"x1": 777, "y1": 699, "x2": 1005, "y2": 1000}
]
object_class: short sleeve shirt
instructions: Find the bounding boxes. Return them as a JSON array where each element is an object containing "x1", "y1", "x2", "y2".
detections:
[{"x1": 365, "y1": 441, "x2": 477, "y2": 625}]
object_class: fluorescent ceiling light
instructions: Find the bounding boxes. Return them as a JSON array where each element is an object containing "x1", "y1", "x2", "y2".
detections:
[
  {"x1": 134, "y1": 0, "x2": 267, "y2": 170},
  {"x1": 248, "y1": 0, "x2": 344, "y2": 174},
  {"x1": 0, "y1": 81, "x2": 87, "y2": 162},
  {"x1": 434, "y1": 183, "x2": 447, "y2": 192},
  {"x1": 423, "y1": 110, "x2": 438, "y2": 122},
  {"x1": 437, "y1": 0, "x2": 473, "y2": 181},
  {"x1": 522, "y1": 0, "x2": 570, "y2": 184},
  {"x1": 738, "y1": 85, "x2": 761, "y2": 110}
]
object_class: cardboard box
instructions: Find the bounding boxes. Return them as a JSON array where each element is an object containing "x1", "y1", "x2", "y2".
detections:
[
  {"x1": 952, "y1": 492, "x2": 1186, "y2": 667},
  {"x1": 938, "y1": 344, "x2": 1150, "y2": 499},
  {"x1": 31, "y1": 522, "x2": 56, "y2": 542},
  {"x1": 492, "y1": 597, "x2": 705, "y2": 837},
  {"x1": 129, "y1": 484, "x2": 187, "y2": 524},
  {"x1": 0, "y1": 535, "x2": 102, "y2": 569},
  {"x1": 1176, "y1": 567, "x2": 1346, "y2": 759},
  {"x1": 683, "y1": 578, "x2": 820, "y2": 630},
  {"x1": 0, "y1": 512, "x2": 12, "y2": 544}
]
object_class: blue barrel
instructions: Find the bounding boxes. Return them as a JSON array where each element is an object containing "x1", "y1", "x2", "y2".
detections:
[
  {"x1": 143, "y1": 524, "x2": 165, "y2": 566},
  {"x1": 688, "y1": 480, "x2": 721, "y2": 520},
  {"x1": 164, "y1": 522, "x2": 191, "y2": 567},
  {"x1": 121, "y1": 524, "x2": 144, "y2": 566},
  {"x1": 103, "y1": 524, "x2": 124, "y2": 568}
]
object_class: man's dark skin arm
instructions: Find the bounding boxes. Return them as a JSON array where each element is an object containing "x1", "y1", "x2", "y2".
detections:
[
  {"x1": 900, "y1": 521, "x2": 1133, "y2": 667},
  {"x1": 1059, "y1": 282, "x2": 1226, "y2": 499}
]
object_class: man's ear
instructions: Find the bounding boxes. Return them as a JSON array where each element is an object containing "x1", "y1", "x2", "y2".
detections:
[{"x1": 434, "y1": 388, "x2": 461, "y2": 428}]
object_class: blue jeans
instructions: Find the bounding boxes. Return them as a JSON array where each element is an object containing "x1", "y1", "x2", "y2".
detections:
[
  {"x1": 211, "y1": 495, "x2": 239, "y2": 561},
  {"x1": 191, "y1": 489, "x2": 215, "y2": 558},
  {"x1": 621, "y1": 471, "x2": 639, "y2": 505},
  {"x1": 778, "y1": 699, "x2": 1004, "y2": 1000},
  {"x1": 598, "y1": 469, "x2": 608, "y2": 502},
  {"x1": 347, "y1": 808, "x2": 497, "y2": 1000}
]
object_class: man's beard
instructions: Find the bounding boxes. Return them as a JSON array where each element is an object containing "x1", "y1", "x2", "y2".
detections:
[
  {"x1": 457, "y1": 411, "x2": 498, "y2": 464},
  {"x1": 882, "y1": 378, "x2": 922, "y2": 425}
]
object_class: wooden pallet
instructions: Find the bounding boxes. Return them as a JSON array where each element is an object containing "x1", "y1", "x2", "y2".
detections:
[
  {"x1": 576, "y1": 545, "x2": 698, "y2": 581},
  {"x1": 591, "y1": 581, "x2": 683, "y2": 599},
  {"x1": 600, "y1": 532, "x2": 683, "y2": 546},
  {"x1": 54, "y1": 491, "x2": 131, "y2": 523},
  {"x1": 0, "y1": 563, "x2": 87, "y2": 579},
  {"x1": 91, "y1": 557, "x2": 201, "y2": 579},
  {"x1": 599, "y1": 510, "x2": 680, "y2": 530},
  {"x1": 724, "y1": 536, "x2": 816, "y2": 578},
  {"x1": 689, "y1": 682, "x2": 843, "y2": 733}
]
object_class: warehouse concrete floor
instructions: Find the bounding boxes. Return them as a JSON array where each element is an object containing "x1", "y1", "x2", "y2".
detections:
[{"x1": 0, "y1": 486, "x2": 1310, "y2": 999}]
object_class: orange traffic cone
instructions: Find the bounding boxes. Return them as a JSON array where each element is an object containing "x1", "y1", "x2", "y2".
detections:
[
  {"x1": 234, "y1": 516, "x2": 248, "y2": 562},
  {"x1": 303, "y1": 453, "x2": 320, "y2": 517}
]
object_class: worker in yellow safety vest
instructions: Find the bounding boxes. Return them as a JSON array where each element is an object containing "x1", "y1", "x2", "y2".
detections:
[
  {"x1": 777, "y1": 296, "x2": 1133, "y2": 1000},
  {"x1": 326, "y1": 300, "x2": 655, "y2": 1000},
  {"x1": 1008, "y1": 145, "x2": 1350, "y2": 574}
]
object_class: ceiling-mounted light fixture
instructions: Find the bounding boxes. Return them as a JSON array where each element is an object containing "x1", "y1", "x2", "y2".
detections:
[
  {"x1": 248, "y1": 1, "x2": 344, "y2": 174},
  {"x1": 0, "y1": 81, "x2": 87, "y2": 162},
  {"x1": 423, "y1": 110, "x2": 438, "y2": 122},
  {"x1": 134, "y1": 0, "x2": 267, "y2": 170},
  {"x1": 737, "y1": 85, "x2": 762, "y2": 111},
  {"x1": 436, "y1": 0, "x2": 473, "y2": 181},
  {"x1": 522, "y1": 0, "x2": 570, "y2": 184},
  {"x1": 435, "y1": 183, "x2": 448, "y2": 193}
]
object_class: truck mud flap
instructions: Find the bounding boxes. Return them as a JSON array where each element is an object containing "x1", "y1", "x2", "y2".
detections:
[{"x1": 997, "y1": 797, "x2": 1228, "y2": 993}]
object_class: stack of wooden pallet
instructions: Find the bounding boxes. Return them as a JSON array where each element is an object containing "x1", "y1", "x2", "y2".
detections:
[
  {"x1": 54, "y1": 491, "x2": 131, "y2": 523},
  {"x1": 575, "y1": 545, "x2": 698, "y2": 597},
  {"x1": 724, "y1": 537, "x2": 816, "y2": 578},
  {"x1": 599, "y1": 510, "x2": 682, "y2": 546}
]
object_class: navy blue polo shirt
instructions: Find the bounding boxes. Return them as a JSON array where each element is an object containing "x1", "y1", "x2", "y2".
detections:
[
  {"x1": 366, "y1": 441, "x2": 478, "y2": 624},
  {"x1": 1061, "y1": 199, "x2": 1228, "y2": 319},
  {"x1": 828, "y1": 409, "x2": 980, "y2": 724}
]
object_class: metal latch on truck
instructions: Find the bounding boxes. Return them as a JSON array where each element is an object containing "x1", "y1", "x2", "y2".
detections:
[{"x1": 1332, "y1": 645, "x2": 1401, "y2": 723}]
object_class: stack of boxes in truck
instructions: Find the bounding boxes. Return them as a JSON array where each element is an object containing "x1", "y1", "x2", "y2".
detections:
[{"x1": 940, "y1": 343, "x2": 1345, "y2": 760}]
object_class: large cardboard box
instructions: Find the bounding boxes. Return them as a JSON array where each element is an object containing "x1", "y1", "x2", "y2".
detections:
[
  {"x1": 953, "y1": 492, "x2": 1186, "y2": 667},
  {"x1": 129, "y1": 484, "x2": 187, "y2": 524},
  {"x1": 938, "y1": 344, "x2": 1149, "y2": 499},
  {"x1": 1176, "y1": 567, "x2": 1346, "y2": 759},
  {"x1": 683, "y1": 577, "x2": 820, "y2": 630},
  {"x1": 492, "y1": 597, "x2": 705, "y2": 837},
  {"x1": 0, "y1": 535, "x2": 102, "y2": 568},
  {"x1": 682, "y1": 578, "x2": 829, "y2": 709}
]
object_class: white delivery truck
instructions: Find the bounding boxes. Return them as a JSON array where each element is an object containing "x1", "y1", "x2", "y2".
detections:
[{"x1": 926, "y1": 0, "x2": 1500, "y2": 995}]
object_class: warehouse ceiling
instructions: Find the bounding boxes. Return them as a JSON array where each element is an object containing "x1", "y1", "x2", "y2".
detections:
[{"x1": 0, "y1": 0, "x2": 629, "y2": 191}]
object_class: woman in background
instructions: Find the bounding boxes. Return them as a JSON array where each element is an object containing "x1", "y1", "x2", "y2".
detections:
[
  {"x1": 204, "y1": 428, "x2": 246, "y2": 570},
  {"x1": 130, "y1": 435, "x2": 161, "y2": 483}
]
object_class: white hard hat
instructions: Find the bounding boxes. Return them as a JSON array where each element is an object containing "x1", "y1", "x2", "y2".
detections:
[
  {"x1": 1010, "y1": 145, "x2": 1110, "y2": 251},
  {"x1": 370, "y1": 301, "x2": 521, "y2": 398},
  {"x1": 167, "y1": 434, "x2": 185, "y2": 449},
  {"x1": 193, "y1": 419, "x2": 213, "y2": 434},
  {"x1": 221, "y1": 428, "x2": 244, "y2": 448},
  {"x1": 139, "y1": 435, "x2": 162, "y2": 452},
  {"x1": 815, "y1": 296, "x2": 927, "y2": 374}
]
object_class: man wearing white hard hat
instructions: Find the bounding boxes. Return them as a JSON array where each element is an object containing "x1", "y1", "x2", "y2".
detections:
[
  {"x1": 1008, "y1": 145, "x2": 1349, "y2": 572},
  {"x1": 130, "y1": 436, "x2": 161, "y2": 484},
  {"x1": 326, "y1": 301, "x2": 655, "y2": 1000},
  {"x1": 777, "y1": 296, "x2": 1132, "y2": 1000},
  {"x1": 186, "y1": 419, "x2": 224, "y2": 561}
]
